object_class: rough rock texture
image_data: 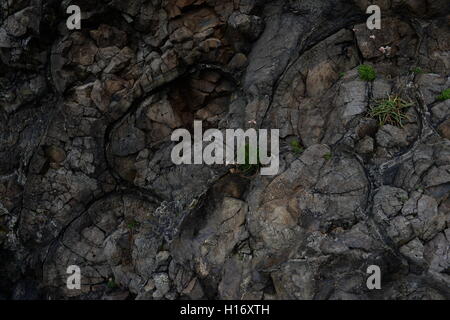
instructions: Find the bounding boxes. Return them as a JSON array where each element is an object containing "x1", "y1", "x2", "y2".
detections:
[{"x1": 0, "y1": 0, "x2": 449, "y2": 300}]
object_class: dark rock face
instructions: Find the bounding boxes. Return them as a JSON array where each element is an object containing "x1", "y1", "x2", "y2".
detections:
[{"x1": 0, "y1": 0, "x2": 449, "y2": 300}]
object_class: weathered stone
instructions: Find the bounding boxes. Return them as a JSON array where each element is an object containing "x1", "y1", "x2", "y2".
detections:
[
  {"x1": 356, "y1": 136, "x2": 374, "y2": 154},
  {"x1": 111, "y1": 120, "x2": 146, "y2": 157},
  {"x1": 153, "y1": 273, "x2": 170, "y2": 298},
  {"x1": 228, "y1": 12, "x2": 264, "y2": 40},
  {"x1": 376, "y1": 125, "x2": 410, "y2": 148},
  {"x1": 71, "y1": 41, "x2": 99, "y2": 66},
  {"x1": 90, "y1": 24, "x2": 127, "y2": 48},
  {"x1": 228, "y1": 53, "x2": 248, "y2": 70},
  {"x1": 2, "y1": 0, "x2": 450, "y2": 302},
  {"x1": 45, "y1": 146, "x2": 66, "y2": 163},
  {"x1": 104, "y1": 47, "x2": 134, "y2": 74},
  {"x1": 354, "y1": 17, "x2": 417, "y2": 61},
  {"x1": 438, "y1": 119, "x2": 450, "y2": 140}
]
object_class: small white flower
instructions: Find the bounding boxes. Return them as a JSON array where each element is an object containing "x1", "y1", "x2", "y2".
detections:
[
  {"x1": 370, "y1": 35, "x2": 376, "y2": 40},
  {"x1": 379, "y1": 46, "x2": 392, "y2": 56}
]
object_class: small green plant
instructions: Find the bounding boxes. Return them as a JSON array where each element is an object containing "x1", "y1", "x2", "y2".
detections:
[
  {"x1": 411, "y1": 67, "x2": 423, "y2": 74},
  {"x1": 339, "y1": 72, "x2": 346, "y2": 79},
  {"x1": 358, "y1": 64, "x2": 376, "y2": 81},
  {"x1": 323, "y1": 153, "x2": 332, "y2": 161},
  {"x1": 437, "y1": 88, "x2": 450, "y2": 101},
  {"x1": 127, "y1": 219, "x2": 140, "y2": 230},
  {"x1": 369, "y1": 95, "x2": 413, "y2": 127},
  {"x1": 290, "y1": 139, "x2": 304, "y2": 154},
  {"x1": 107, "y1": 278, "x2": 118, "y2": 289},
  {"x1": 237, "y1": 143, "x2": 260, "y2": 176}
]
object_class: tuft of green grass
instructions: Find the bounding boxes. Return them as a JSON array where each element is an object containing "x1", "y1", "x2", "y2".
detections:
[
  {"x1": 237, "y1": 143, "x2": 260, "y2": 176},
  {"x1": 107, "y1": 278, "x2": 118, "y2": 289},
  {"x1": 358, "y1": 64, "x2": 376, "y2": 81},
  {"x1": 127, "y1": 219, "x2": 140, "y2": 230},
  {"x1": 290, "y1": 139, "x2": 304, "y2": 154},
  {"x1": 437, "y1": 88, "x2": 450, "y2": 101},
  {"x1": 339, "y1": 72, "x2": 346, "y2": 79},
  {"x1": 369, "y1": 95, "x2": 413, "y2": 127},
  {"x1": 323, "y1": 153, "x2": 332, "y2": 161},
  {"x1": 411, "y1": 67, "x2": 423, "y2": 74}
]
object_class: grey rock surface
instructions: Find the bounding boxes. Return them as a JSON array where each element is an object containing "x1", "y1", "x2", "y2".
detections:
[{"x1": 0, "y1": 0, "x2": 449, "y2": 300}]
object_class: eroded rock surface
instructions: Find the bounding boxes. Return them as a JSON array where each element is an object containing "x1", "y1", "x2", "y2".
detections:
[{"x1": 0, "y1": 0, "x2": 449, "y2": 300}]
